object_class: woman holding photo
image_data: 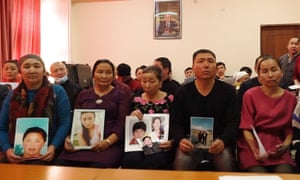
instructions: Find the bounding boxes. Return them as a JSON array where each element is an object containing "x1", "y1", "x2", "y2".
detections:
[
  {"x1": 57, "y1": 59, "x2": 130, "y2": 168},
  {"x1": 122, "y1": 65, "x2": 174, "y2": 169},
  {"x1": 0, "y1": 54, "x2": 71, "y2": 164},
  {"x1": 77, "y1": 111, "x2": 101, "y2": 147}
]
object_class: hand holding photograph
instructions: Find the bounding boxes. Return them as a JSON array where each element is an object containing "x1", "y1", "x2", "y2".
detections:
[
  {"x1": 190, "y1": 117, "x2": 214, "y2": 149},
  {"x1": 14, "y1": 117, "x2": 49, "y2": 160},
  {"x1": 70, "y1": 109, "x2": 105, "y2": 150},
  {"x1": 124, "y1": 113, "x2": 169, "y2": 152}
]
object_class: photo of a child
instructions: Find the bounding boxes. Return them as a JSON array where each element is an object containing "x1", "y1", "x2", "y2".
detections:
[
  {"x1": 22, "y1": 127, "x2": 47, "y2": 159},
  {"x1": 14, "y1": 117, "x2": 49, "y2": 159}
]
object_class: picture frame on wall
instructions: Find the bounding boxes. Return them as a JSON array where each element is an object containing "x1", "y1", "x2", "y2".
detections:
[{"x1": 154, "y1": 0, "x2": 182, "y2": 39}]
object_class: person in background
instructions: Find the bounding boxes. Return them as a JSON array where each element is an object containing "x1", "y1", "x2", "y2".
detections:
[
  {"x1": 135, "y1": 65, "x2": 147, "y2": 82},
  {"x1": 182, "y1": 67, "x2": 195, "y2": 85},
  {"x1": 231, "y1": 71, "x2": 250, "y2": 91},
  {"x1": 0, "y1": 54, "x2": 71, "y2": 164},
  {"x1": 240, "y1": 66, "x2": 253, "y2": 78},
  {"x1": 216, "y1": 62, "x2": 227, "y2": 80},
  {"x1": 2, "y1": 59, "x2": 20, "y2": 82},
  {"x1": 292, "y1": 99, "x2": 300, "y2": 170},
  {"x1": 116, "y1": 63, "x2": 142, "y2": 95},
  {"x1": 154, "y1": 57, "x2": 180, "y2": 95},
  {"x1": 237, "y1": 56, "x2": 296, "y2": 173},
  {"x1": 171, "y1": 49, "x2": 239, "y2": 171},
  {"x1": 122, "y1": 65, "x2": 175, "y2": 170},
  {"x1": 57, "y1": 59, "x2": 130, "y2": 168},
  {"x1": 279, "y1": 37, "x2": 300, "y2": 90},
  {"x1": 184, "y1": 67, "x2": 194, "y2": 79},
  {"x1": 237, "y1": 55, "x2": 264, "y2": 112},
  {"x1": 0, "y1": 84, "x2": 9, "y2": 111},
  {"x1": 50, "y1": 62, "x2": 82, "y2": 111}
]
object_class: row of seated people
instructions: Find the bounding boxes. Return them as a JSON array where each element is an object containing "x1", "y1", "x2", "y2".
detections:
[{"x1": 0, "y1": 51, "x2": 300, "y2": 174}]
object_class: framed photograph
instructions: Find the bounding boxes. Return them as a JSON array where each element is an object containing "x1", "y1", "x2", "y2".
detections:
[
  {"x1": 70, "y1": 109, "x2": 105, "y2": 150},
  {"x1": 14, "y1": 117, "x2": 49, "y2": 160},
  {"x1": 124, "y1": 113, "x2": 169, "y2": 152},
  {"x1": 154, "y1": 0, "x2": 181, "y2": 39},
  {"x1": 190, "y1": 117, "x2": 214, "y2": 149}
]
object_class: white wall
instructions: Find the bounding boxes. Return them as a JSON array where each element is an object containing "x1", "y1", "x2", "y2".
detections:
[
  {"x1": 70, "y1": 0, "x2": 300, "y2": 83},
  {"x1": 41, "y1": 0, "x2": 70, "y2": 72}
]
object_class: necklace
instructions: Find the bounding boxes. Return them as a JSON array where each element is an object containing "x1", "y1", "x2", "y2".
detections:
[{"x1": 94, "y1": 85, "x2": 113, "y2": 104}]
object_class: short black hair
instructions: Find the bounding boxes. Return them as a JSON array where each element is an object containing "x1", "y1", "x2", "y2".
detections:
[
  {"x1": 216, "y1": 62, "x2": 226, "y2": 69},
  {"x1": 132, "y1": 121, "x2": 146, "y2": 133},
  {"x1": 117, "y1": 63, "x2": 131, "y2": 76},
  {"x1": 184, "y1": 67, "x2": 192, "y2": 73},
  {"x1": 23, "y1": 127, "x2": 47, "y2": 142},
  {"x1": 193, "y1": 49, "x2": 216, "y2": 62},
  {"x1": 154, "y1": 57, "x2": 172, "y2": 73},
  {"x1": 239, "y1": 66, "x2": 252, "y2": 76}
]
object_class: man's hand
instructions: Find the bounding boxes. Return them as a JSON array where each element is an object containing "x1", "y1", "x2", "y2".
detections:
[
  {"x1": 179, "y1": 138, "x2": 194, "y2": 153},
  {"x1": 208, "y1": 139, "x2": 224, "y2": 154}
]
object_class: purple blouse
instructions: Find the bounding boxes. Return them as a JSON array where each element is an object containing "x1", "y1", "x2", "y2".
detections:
[{"x1": 58, "y1": 87, "x2": 130, "y2": 167}]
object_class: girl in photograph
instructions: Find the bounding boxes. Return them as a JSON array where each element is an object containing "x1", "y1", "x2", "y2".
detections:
[
  {"x1": 150, "y1": 116, "x2": 165, "y2": 142},
  {"x1": 78, "y1": 111, "x2": 101, "y2": 146}
]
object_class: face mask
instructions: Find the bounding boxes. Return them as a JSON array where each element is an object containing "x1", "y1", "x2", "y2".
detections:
[{"x1": 54, "y1": 75, "x2": 68, "y2": 84}]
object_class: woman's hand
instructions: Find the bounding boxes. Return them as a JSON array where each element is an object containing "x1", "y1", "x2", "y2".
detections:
[
  {"x1": 5, "y1": 148, "x2": 23, "y2": 163},
  {"x1": 91, "y1": 140, "x2": 110, "y2": 152},
  {"x1": 130, "y1": 110, "x2": 143, "y2": 120},
  {"x1": 268, "y1": 144, "x2": 289, "y2": 159},
  {"x1": 64, "y1": 136, "x2": 76, "y2": 152},
  {"x1": 179, "y1": 138, "x2": 194, "y2": 153},
  {"x1": 40, "y1": 145, "x2": 55, "y2": 162},
  {"x1": 159, "y1": 140, "x2": 173, "y2": 151}
]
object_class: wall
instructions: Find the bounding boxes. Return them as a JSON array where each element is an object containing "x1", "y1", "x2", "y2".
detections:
[
  {"x1": 41, "y1": 0, "x2": 70, "y2": 72},
  {"x1": 70, "y1": 0, "x2": 300, "y2": 83}
]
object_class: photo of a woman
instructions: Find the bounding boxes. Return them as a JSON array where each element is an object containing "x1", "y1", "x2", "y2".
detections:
[
  {"x1": 150, "y1": 116, "x2": 164, "y2": 142},
  {"x1": 78, "y1": 112, "x2": 101, "y2": 146}
]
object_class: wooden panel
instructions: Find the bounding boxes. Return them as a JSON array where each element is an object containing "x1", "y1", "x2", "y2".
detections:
[
  {"x1": 0, "y1": 164, "x2": 300, "y2": 180},
  {"x1": 261, "y1": 24, "x2": 300, "y2": 59}
]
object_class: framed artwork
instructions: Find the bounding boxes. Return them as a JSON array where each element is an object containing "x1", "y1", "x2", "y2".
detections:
[
  {"x1": 14, "y1": 117, "x2": 49, "y2": 160},
  {"x1": 70, "y1": 109, "x2": 105, "y2": 150},
  {"x1": 124, "y1": 114, "x2": 169, "y2": 152},
  {"x1": 154, "y1": 0, "x2": 182, "y2": 39}
]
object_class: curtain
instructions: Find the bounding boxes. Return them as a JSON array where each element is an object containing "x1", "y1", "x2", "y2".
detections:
[
  {"x1": 11, "y1": 0, "x2": 41, "y2": 59},
  {"x1": 0, "y1": 0, "x2": 13, "y2": 71}
]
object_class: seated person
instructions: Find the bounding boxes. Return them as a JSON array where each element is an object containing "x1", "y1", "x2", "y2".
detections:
[
  {"x1": 237, "y1": 56, "x2": 296, "y2": 173},
  {"x1": 171, "y1": 49, "x2": 239, "y2": 171}
]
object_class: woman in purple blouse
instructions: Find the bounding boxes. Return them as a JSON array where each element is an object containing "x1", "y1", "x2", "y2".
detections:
[{"x1": 56, "y1": 59, "x2": 130, "y2": 168}]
